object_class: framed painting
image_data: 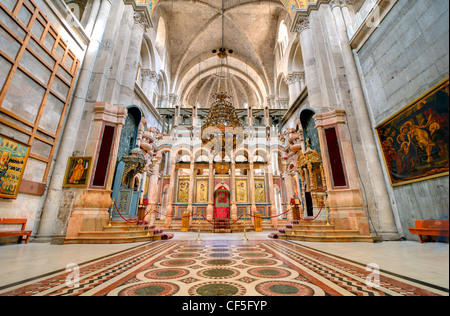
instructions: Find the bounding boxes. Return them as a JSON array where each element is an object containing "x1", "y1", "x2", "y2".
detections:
[
  {"x1": 63, "y1": 157, "x2": 93, "y2": 188},
  {"x1": 177, "y1": 179, "x2": 190, "y2": 203},
  {"x1": 0, "y1": 134, "x2": 31, "y2": 199},
  {"x1": 254, "y1": 179, "x2": 266, "y2": 203},
  {"x1": 196, "y1": 179, "x2": 208, "y2": 203},
  {"x1": 376, "y1": 79, "x2": 449, "y2": 186},
  {"x1": 236, "y1": 179, "x2": 248, "y2": 203}
]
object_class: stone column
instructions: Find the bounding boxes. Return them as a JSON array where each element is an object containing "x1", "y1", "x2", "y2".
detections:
[
  {"x1": 35, "y1": 0, "x2": 113, "y2": 242},
  {"x1": 247, "y1": 106, "x2": 253, "y2": 127},
  {"x1": 283, "y1": 171, "x2": 294, "y2": 222},
  {"x1": 267, "y1": 159, "x2": 278, "y2": 228},
  {"x1": 249, "y1": 161, "x2": 257, "y2": 221},
  {"x1": 147, "y1": 155, "x2": 162, "y2": 225},
  {"x1": 330, "y1": 3, "x2": 398, "y2": 239},
  {"x1": 174, "y1": 105, "x2": 180, "y2": 127},
  {"x1": 230, "y1": 157, "x2": 237, "y2": 221},
  {"x1": 83, "y1": 0, "x2": 101, "y2": 37},
  {"x1": 285, "y1": 72, "x2": 304, "y2": 106},
  {"x1": 164, "y1": 159, "x2": 177, "y2": 228},
  {"x1": 295, "y1": 17, "x2": 324, "y2": 111},
  {"x1": 206, "y1": 158, "x2": 214, "y2": 221},
  {"x1": 118, "y1": 11, "x2": 148, "y2": 106},
  {"x1": 141, "y1": 70, "x2": 158, "y2": 99},
  {"x1": 187, "y1": 160, "x2": 195, "y2": 215}
]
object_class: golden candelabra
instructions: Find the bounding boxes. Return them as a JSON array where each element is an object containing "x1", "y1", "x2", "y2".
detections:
[
  {"x1": 196, "y1": 212, "x2": 202, "y2": 242},
  {"x1": 107, "y1": 198, "x2": 114, "y2": 227},
  {"x1": 242, "y1": 208, "x2": 248, "y2": 241}
]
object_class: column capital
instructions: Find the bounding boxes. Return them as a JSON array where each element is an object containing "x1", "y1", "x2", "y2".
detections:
[
  {"x1": 329, "y1": 0, "x2": 354, "y2": 9},
  {"x1": 133, "y1": 11, "x2": 150, "y2": 31},
  {"x1": 285, "y1": 72, "x2": 305, "y2": 85},
  {"x1": 294, "y1": 17, "x2": 310, "y2": 35}
]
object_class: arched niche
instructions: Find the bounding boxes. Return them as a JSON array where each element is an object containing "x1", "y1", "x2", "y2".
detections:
[{"x1": 300, "y1": 109, "x2": 321, "y2": 154}]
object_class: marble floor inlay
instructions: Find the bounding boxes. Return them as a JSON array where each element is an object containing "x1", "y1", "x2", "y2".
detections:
[{"x1": 0, "y1": 239, "x2": 447, "y2": 296}]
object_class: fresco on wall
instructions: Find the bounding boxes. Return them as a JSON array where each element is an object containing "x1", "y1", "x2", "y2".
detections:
[{"x1": 376, "y1": 80, "x2": 449, "y2": 186}]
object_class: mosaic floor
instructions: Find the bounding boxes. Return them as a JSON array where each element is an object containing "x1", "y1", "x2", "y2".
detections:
[{"x1": 0, "y1": 240, "x2": 447, "y2": 296}]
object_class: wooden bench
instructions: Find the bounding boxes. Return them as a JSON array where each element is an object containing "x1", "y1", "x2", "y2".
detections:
[
  {"x1": 409, "y1": 220, "x2": 449, "y2": 243},
  {"x1": 0, "y1": 219, "x2": 32, "y2": 244}
]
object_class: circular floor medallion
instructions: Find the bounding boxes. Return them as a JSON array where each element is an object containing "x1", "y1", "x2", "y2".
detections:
[
  {"x1": 160, "y1": 259, "x2": 196, "y2": 267},
  {"x1": 239, "y1": 252, "x2": 268, "y2": 258},
  {"x1": 247, "y1": 267, "x2": 291, "y2": 279},
  {"x1": 197, "y1": 267, "x2": 240, "y2": 280},
  {"x1": 170, "y1": 253, "x2": 201, "y2": 259},
  {"x1": 238, "y1": 247, "x2": 262, "y2": 252},
  {"x1": 189, "y1": 282, "x2": 246, "y2": 296},
  {"x1": 118, "y1": 282, "x2": 179, "y2": 296},
  {"x1": 242, "y1": 258, "x2": 278, "y2": 266},
  {"x1": 144, "y1": 268, "x2": 190, "y2": 280},
  {"x1": 255, "y1": 281, "x2": 314, "y2": 296},
  {"x1": 208, "y1": 252, "x2": 232, "y2": 258},
  {"x1": 202, "y1": 259, "x2": 236, "y2": 266}
]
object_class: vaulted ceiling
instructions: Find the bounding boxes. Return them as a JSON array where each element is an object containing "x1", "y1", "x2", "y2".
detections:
[{"x1": 152, "y1": 0, "x2": 288, "y2": 109}]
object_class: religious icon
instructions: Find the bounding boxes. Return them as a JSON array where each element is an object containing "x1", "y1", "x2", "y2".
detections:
[
  {"x1": 0, "y1": 134, "x2": 30, "y2": 199},
  {"x1": 196, "y1": 179, "x2": 208, "y2": 203},
  {"x1": 236, "y1": 179, "x2": 248, "y2": 203},
  {"x1": 63, "y1": 157, "x2": 92, "y2": 187},
  {"x1": 376, "y1": 80, "x2": 449, "y2": 186},
  {"x1": 177, "y1": 179, "x2": 190, "y2": 203},
  {"x1": 254, "y1": 179, "x2": 266, "y2": 203}
]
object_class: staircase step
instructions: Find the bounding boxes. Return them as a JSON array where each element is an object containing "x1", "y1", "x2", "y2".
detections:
[
  {"x1": 282, "y1": 229, "x2": 360, "y2": 237},
  {"x1": 78, "y1": 230, "x2": 158, "y2": 238},
  {"x1": 276, "y1": 234, "x2": 378, "y2": 243},
  {"x1": 63, "y1": 235, "x2": 164, "y2": 244}
]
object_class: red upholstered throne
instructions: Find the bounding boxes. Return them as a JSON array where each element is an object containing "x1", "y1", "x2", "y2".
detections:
[{"x1": 214, "y1": 186, "x2": 230, "y2": 219}]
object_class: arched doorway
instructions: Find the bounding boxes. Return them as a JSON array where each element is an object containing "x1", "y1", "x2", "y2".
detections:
[{"x1": 214, "y1": 186, "x2": 230, "y2": 219}]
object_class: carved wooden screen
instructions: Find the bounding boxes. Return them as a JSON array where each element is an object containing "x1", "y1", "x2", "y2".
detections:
[{"x1": 0, "y1": 0, "x2": 80, "y2": 183}]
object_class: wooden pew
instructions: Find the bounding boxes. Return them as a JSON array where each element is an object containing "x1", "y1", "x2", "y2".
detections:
[
  {"x1": 409, "y1": 220, "x2": 449, "y2": 243},
  {"x1": 0, "y1": 219, "x2": 32, "y2": 244}
]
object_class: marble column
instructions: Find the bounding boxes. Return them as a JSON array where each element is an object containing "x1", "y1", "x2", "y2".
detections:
[
  {"x1": 249, "y1": 162, "x2": 257, "y2": 223},
  {"x1": 147, "y1": 156, "x2": 162, "y2": 225},
  {"x1": 230, "y1": 157, "x2": 237, "y2": 221},
  {"x1": 187, "y1": 160, "x2": 195, "y2": 217},
  {"x1": 164, "y1": 159, "x2": 177, "y2": 228},
  {"x1": 206, "y1": 158, "x2": 214, "y2": 221},
  {"x1": 283, "y1": 171, "x2": 295, "y2": 222},
  {"x1": 267, "y1": 160, "x2": 278, "y2": 228}
]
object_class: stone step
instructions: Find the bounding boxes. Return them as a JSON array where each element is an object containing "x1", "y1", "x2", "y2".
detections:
[
  {"x1": 63, "y1": 234, "x2": 165, "y2": 244},
  {"x1": 282, "y1": 229, "x2": 360, "y2": 237},
  {"x1": 78, "y1": 230, "x2": 159, "y2": 238},
  {"x1": 276, "y1": 234, "x2": 378, "y2": 243}
]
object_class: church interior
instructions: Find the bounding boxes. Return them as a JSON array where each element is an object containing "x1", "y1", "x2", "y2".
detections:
[{"x1": 0, "y1": 0, "x2": 448, "y2": 297}]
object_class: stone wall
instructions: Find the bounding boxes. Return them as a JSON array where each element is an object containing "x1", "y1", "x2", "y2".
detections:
[{"x1": 356, "y1": 0, "x2": 449, "y2": 239}]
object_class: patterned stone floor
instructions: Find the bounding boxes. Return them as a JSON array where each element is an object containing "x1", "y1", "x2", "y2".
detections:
[{"x1": 0, "y1": 240, "x2": 448, "y2": 296}]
